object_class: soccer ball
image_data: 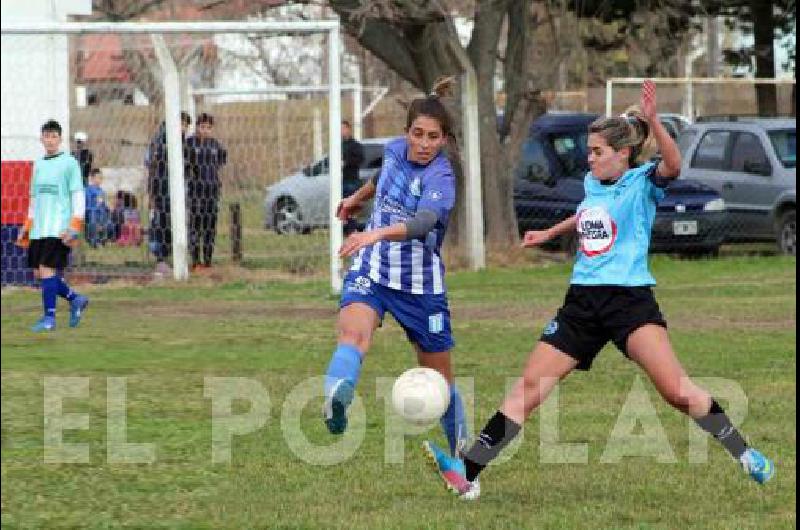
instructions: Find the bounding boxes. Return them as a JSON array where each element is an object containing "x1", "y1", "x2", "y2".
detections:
[{"x1": 391, "y1": 367, "x2": 450, "y2": 425}]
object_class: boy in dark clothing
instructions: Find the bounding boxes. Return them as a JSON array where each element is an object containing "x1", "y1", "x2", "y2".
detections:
[
  {"x1": 72, "y1": 131, "x2": 94, "y2": 187},
  {"x1": 84, "y1": 168, "x2": 109, "y2": 247},
  {"x1": 146, "y1": 112, "x2": 191, "y2": 276},
  {"x1": 341, "y1": 120, "x2": 364, "y2": 235},
  {"x1": 185, "y1": 112, "x2": 227, "y2": 270}
]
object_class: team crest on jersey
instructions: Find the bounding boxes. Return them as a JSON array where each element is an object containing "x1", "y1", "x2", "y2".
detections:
[
  {"x1": 346, "y1": 275, "x2": 373, "y2": 295},
  {"x1": 543, "y1": 319, "x2": 559, "y2": 335},
  {"x1": 409, "y1": 177, "x2": 422, "y2": 197},
  {"x1": 576, "y1": 206, "x2": 617, "y2": 256}
]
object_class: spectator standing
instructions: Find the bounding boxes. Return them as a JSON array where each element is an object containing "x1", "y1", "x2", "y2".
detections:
[
  {"x1": 146, "y1": 112, "x2": 191, "y2": 277},
  {"x1": 84, "y1": 168, "x2": 109, "y2": 247},
  {"x1": 185, "y1": 112, "x2": 227, "y2": 270},
  {"x1": 72, "y1": 131, "x2": 94, "y2": 187},
  {"x1": 341, "y1": 120, "x2": 364, "y2": 235}
]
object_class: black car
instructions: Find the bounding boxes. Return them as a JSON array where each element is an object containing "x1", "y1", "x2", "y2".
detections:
[{"x1": 514, "y1": 113, "x2": 729, "y2": 256}]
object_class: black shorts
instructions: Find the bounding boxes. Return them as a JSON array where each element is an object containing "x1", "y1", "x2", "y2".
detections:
[
  {"x1": 27, "y1": 237, "x2": 71, "y2": 269},
  {"x1": 540, "y1": 285, "x2": 667, "y2": 371}
]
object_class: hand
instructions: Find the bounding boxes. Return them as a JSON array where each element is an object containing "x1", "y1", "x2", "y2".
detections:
[
  {"x1": 60, "y1": 217, "x2": 83, "y2": 247},
  {"x1": 60, "y1": 228, "x2": 81, "y2": 247},
  {"x1": 521, "y1": 229, "x2": 553, "y2": 248},
  {"x1": 15, "y1": 230, "x2": 30, "y2": 248},
  {"x1": 641, "y1": 79, "x2": 657, "y2": 121},
  {"x1": 336, "y1": 196, "x2": 361, "y2": 221},
  {"x1": 338, "y1": 231, "x2": 377, "y2": 258},
  {"x1": 15, "y1": 219, "x2": 32, "y2": 248}
]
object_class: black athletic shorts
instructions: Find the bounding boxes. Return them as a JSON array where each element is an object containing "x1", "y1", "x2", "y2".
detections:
[
  {"x1": 539, "y1": 285, "x2": 667, "y2": 370},
  {"x1": 27, "y1": 237, "x2": 71, "y2": 269}
]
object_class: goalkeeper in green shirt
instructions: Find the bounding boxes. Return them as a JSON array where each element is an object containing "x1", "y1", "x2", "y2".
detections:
[{"x1": 16, "y1": 120, "x2": 89, "y2": 332}]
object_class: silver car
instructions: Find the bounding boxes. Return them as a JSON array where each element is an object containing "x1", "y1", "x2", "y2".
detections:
[
  {"x1": 264, "y1": 138, "x2": 391, "y2": 234},
  {"x1": 678, "y1": 118, "x2": 796, "y2": 255}
]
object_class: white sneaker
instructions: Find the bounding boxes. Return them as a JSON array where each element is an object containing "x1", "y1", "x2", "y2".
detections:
[{"x1": 461, "y1": 478, "x2": 481, "y2": 501}]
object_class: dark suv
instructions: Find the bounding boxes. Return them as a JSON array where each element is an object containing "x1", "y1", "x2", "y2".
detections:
[{"x1": 514, "y1": 113, "x2": 729, "y2": 255}]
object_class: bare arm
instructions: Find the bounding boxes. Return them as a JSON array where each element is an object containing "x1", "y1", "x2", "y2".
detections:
[
  {"x1": 336, "y1": 179, "x2": 376, "y2": 221},
  {"x1": 641, "y1": 80, "x2": 681, "y2": 178},
  {"x1": 339, "y1": 209, "x2": 440, "y2": 257},
  {"x1": 338, "y1": 222, "x2": 407, "y2": 257},
  {"x1": 548, "y1": 215, "x2": 577, "y2": 238},
  {"x1": 349, "y1": 179, "x2": 376, "y2": 203},
  {"x1": 521, "y1": 215, "x2": 577, "y2": 248}
]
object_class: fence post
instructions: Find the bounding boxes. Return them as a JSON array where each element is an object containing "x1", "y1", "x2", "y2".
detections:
[{"x1": 229, "y1": 202, "x2": 242, "y2": 264}]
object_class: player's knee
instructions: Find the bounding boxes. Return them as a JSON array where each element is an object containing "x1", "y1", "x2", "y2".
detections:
[
  {"x1": 662, "y1": 388, "x2": 690, "y2": 412},
  {"x1": 338, "y1": 328, "x2": 371, "y2": 351},
  {"x1": 519, "y1": 375, "x2": 548, "y2": 409},
  {"x1": 660, "y1": 382, "x2": 706, "y2": 414}
]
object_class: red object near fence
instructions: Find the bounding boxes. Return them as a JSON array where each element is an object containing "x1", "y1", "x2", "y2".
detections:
[{"x1": 1, "y1": 161, "x2": 32, "y2": 225}]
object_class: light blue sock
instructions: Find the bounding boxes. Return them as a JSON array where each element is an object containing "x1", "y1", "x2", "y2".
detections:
[
  {"x1": 440, "y1": 385, "x2": 468, "y2": 456},
  {"x1": 324, "y1": 343, "x2": 363, "y2": 396}
]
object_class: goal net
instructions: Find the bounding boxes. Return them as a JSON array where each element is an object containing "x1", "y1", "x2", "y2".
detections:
[{"x1": 1, "y1": 20, "x2": 347, "y2": 289}]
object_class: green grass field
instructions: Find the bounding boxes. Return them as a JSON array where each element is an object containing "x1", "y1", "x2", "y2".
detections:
[{"x1": 1, "y1": 256, "x2": 796, "y2": 529}]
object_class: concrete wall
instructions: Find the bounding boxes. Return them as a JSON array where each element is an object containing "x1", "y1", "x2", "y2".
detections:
[{"x1": 1, "y1": 0, "x2": 90, "y2": 160}]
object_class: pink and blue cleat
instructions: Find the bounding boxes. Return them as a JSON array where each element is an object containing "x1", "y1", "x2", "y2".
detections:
[{"x1": 422, "y1": 440, "x2": 480, "y2": 500}]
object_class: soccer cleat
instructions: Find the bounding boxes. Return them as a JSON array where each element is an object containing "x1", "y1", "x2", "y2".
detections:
[
  {"x1": 69, "y1": 295, "x2": 89, "y2": 328},
  {"x1": 323, "y1": 379, "x2": 354, "y2": 435},
  {"x1": 31, "y1": 315, "x2": 56, "y2": 332},
  {"x1": 422, "y1": 440, "x2": 480, "y2": 500},
  {"x1": 740, "y1": 447, "x2": 775, "y2": 484}
]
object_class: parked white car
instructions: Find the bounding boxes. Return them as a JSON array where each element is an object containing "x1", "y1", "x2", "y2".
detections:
[{"x1": 264, "y1": 138, "x2": 391, "y2": 234}]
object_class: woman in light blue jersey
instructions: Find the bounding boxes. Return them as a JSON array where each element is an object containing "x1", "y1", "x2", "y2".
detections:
[
  {"x1": 429, "y1": 80, "x2": 774, "y2": 500},
  {"x1": 321, "y1": 78, "x2": 472, "y2": 481}
]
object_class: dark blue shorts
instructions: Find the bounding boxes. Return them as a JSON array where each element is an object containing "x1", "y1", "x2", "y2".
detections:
[{"x1": 340, "y1": 271, "x2": 454, "y2": 353}]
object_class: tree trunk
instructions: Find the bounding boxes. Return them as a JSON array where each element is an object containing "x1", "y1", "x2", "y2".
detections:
[
  {"x1": 468, "y1": 0, "x2": 518, "y2": 249},
  {"x1": 328, "y1": 0, "x2": 537, "y2": 256},
  {"x1": 751, "y1": 0, "x2": 778, "y2": 116}
]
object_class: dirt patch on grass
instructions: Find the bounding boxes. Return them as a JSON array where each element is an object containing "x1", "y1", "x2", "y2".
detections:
[
  {"x1": 667, "y1": 314, "x2": 796, "y2": 332},
  {"x1": 453, "y1": 303, "x2": 555, "y2": 322},
  {"x1": 455, "y1": 302, "x2": 796, "y2": 332},
  {"x1": 134, "y1": 300, "x2": 335, "y2": 320}
]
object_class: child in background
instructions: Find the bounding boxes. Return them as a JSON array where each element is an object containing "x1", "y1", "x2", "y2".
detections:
[
  {"x1": 115, "y1": 191, "x2": 142, "y2": 247},
  {"x1": 84, "y1": 168, "x2": 109, "y2": 247}
]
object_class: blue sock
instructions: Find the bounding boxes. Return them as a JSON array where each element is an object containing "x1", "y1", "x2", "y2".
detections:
[
  {"x1": 440, "y1": 385, "x2": 468, "y2": 456},
  {"x1": 324, "y1": 343, "x2": 363, "y2": 395},
  {"x1": 55, "y1": 276, "x2": 77, "y2": 302},
  {"x1": 41, "y1": 276, "x2": 59, "y2": 318}
]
